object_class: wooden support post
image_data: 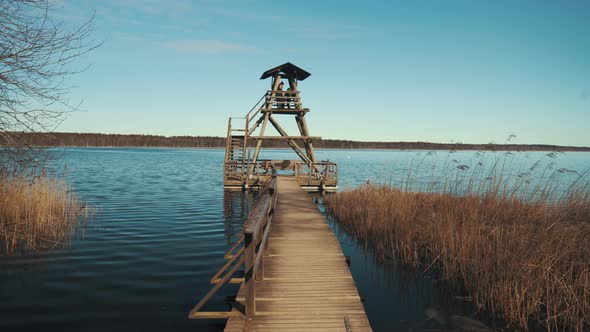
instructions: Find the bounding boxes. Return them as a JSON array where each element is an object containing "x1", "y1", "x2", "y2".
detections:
[
  {"x1": 268, "y1": 115, "x2": 312, "y2": 165},
  {"x1": 295, "y1": 115, "x2": 313, "y2": 162},
  {"x1": 248, "y1": 112, "x2": 270, "y2": 176},
  {"x1": 288, "y1": 78, "x2": 299, "y2": 110},
  {"x1": 297, "y1": 114, "x2": 317, "y2": 163},
  {"x1": 244, "y1": 232, "x2": 255, "y2": 318},
  {"x1": 267, "y1": 75, "x2": 282, "y2": 109},
  {"x1": 288, "y1": 79, "x2": 298, "y2": 94}
]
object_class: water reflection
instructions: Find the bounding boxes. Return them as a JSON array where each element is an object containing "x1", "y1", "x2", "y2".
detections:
[
  {"x1": 222, "y1": 190, "x2": 252, "y2": 244},
  {"x1": 319, "y1": 197, "x2": 509, "y2": 331}
]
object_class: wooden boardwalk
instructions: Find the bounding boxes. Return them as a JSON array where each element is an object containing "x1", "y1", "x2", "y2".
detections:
[{"x1": 224, "y1": 176, "x2": 371, "y2": 331}]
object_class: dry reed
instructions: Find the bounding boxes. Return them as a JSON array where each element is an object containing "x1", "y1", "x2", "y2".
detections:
[
  {"x1": 0, "y1": 174, "x2": 88, "y2": 255},
  {"x1": 326, "y1": 158, "x2": 590, "y2": 330}
]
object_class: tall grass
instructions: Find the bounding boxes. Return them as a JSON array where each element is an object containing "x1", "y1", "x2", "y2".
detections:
[
  {"x1": 325, "y1": 154, "x2": 590, "y2": 330},
  {"x1": 0, "y1": 173, "x2": 88, "y2": 255}
]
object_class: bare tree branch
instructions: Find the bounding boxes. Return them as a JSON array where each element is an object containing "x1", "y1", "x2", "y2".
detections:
[{"x1": 0, "y1": 0, "x2": 100, "y2": 171}]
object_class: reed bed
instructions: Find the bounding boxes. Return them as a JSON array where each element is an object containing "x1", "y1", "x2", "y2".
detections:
[
  {"x1": 325, "y1": 160, "x2": 590, "y2": 330},
  {"x1": 0, "y1": 174, "x2": 88, "y2": 255}
]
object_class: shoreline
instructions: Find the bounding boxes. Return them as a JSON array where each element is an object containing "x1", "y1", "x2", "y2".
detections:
[
  {"x1": 13, "y1": 132, "x2": 590, "y2": 152},
  {"x1": 40, "y1": 145, "x2": 590, "y2": 152}
]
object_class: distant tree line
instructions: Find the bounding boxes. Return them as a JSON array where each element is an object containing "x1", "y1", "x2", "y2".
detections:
[
  {"x1": 314, "y1": 139, "x2": 590, "y2": 151},
  {"x1": 10, "y1": 132, "x2": 590, "y2": 152},
  {"x1": 15, "y1": 132, "x2": 225, "y2": 148}
]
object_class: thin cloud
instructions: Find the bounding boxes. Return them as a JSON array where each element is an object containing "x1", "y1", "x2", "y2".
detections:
[
  {"x1": 163, "y1": 40, "x2": 254, "y2": 54},
  {"x1": 116, "y1": 0, "x2": 192, "y2": 16}
]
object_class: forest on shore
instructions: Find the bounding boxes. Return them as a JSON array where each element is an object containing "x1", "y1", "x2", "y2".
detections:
[{"x1": 13, "y1": 132, "x2": 590, "y2": 151}]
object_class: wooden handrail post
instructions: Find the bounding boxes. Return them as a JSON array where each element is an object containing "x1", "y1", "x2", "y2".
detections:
[
  {"x1": 267, "y1": 174, "x2": 276, "y2": 256},
  {"x1": 257, "y1": 223, "x2": 265, "y2": 282},
  {"x1": 244, "y1": 231, "x2": 256, "y2": 318}
]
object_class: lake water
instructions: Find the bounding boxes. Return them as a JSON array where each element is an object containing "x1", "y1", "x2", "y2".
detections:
[{"x1": 1, "y1": 148, "x2": 588, "y2": 331}]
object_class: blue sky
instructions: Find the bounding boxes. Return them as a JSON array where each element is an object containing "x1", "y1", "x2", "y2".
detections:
[{"x1": 58, "y1": 0, "x2": 589, "y2": 146}]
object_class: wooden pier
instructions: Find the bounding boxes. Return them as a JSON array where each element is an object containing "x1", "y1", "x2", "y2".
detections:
[
  {"x1": 188, "y1": 63, "x2": 363, "y2": 330},
  {"x1": 189, "y1": 176, "x2": 372, "y2": 331}
]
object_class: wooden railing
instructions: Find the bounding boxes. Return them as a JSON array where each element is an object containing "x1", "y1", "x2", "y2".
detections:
[
  {"x1": 264, "y1": 89, "x2": 302, "y2": 110},
  {"x1": 242, "y1": 175, "x2": 277, "y2": 316},
  {"x1": 295, "y1": 160, "x2": 338, "y2": 187},
  {"x1": 245, "y1": 92, "x2": 268, "y2": 136},
  {"x1": 223, "y1": 117, "x2": 233, "y2": 165},
  {"x1": 188, "y1": 176, "x2": 278, "y2": 319}
]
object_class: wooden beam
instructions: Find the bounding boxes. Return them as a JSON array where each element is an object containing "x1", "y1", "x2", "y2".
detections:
[
  {"x1": 250, "y1": 136, "x2": 321, "y2": 140},
  {"x1": 288, "y1": 78, "x2": 300, "y2": 110},
  {"x1": 188, "y1": 311, "x2": 243, "y2": 319},
  {"x1": 260, "y1": 108, "x2": 309, "y2": 114},
  {"x1": 294, "y1": 115, "x2": 312, "y2": 161},
  {"x1": 188, "y1": 256, "x2": 245, "y2": 318},
  {"x1": 248, "y1": 112, "x2": 270, "y2": 177},
  {"x1": 210, "y1": 246, "x2": 244, "y2": 284},
  {"x1": 297, "y1": 115, "x2": 317, "y2": 163},
  {"x1": 268, "y1": 115, "x2": 313, "y2": 165},
  {"x1": 248, "y1": 113, "x2": 265, "y2": 136},
  {"x1": 210, "y1": 277, "x2": 244, "y2": 284}
]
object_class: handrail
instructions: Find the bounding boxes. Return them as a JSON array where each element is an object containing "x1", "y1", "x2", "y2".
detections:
[
  {"x1": 244, "y1": 92, "x2": 270, "y2": 145},
  {"x1": 295, "y1": 161, "x2": 338, "y2": 187},
  {"x1": 242, "y1": 175, "x2": 277, "y2": 317},
  {"x1": 246, "y1": 92, "x2": 269, "y2": 130},
  {"x1": 188, "y1": 175, "x2": 278, "y2": 320},
  {"x1": 223, "y1": 118, "x2": 232, "y2": 165},
  {"x1": 246, "y1": 92, "x2": 268, "y2": 120},
  {"x1": 266, "y1": 89, "x2": 300, "y2": 95}
]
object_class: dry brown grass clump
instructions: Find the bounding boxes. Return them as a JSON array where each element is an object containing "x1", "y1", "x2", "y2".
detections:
[
  {"x1": 0, "y1": 174, "x2": 88, "y2": 255},
  {"x1": 326, "y1": 184, "x2": 590, "y2": 330}
]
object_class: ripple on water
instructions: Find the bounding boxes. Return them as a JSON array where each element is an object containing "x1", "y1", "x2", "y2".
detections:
[{"x1": 2, "y1": 148, "x2": 587, "y2": 332}]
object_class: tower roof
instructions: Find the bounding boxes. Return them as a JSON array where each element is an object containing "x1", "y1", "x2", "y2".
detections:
[{"x1": 260, "y1": 62, "x2": 311, "y2": 81}]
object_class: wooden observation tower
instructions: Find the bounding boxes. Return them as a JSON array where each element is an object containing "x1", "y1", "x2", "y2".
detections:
[{"x1": 223, "y1": 63, "x2": 337, "y2": 192}]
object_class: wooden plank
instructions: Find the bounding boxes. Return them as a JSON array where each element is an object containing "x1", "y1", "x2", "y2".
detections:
[
  {"x1": 188, "y1": 311, "x2": 242, "y2": 319},
  {"x1": 260, "y1": 108, "x2": 310, "y2": 113}
]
